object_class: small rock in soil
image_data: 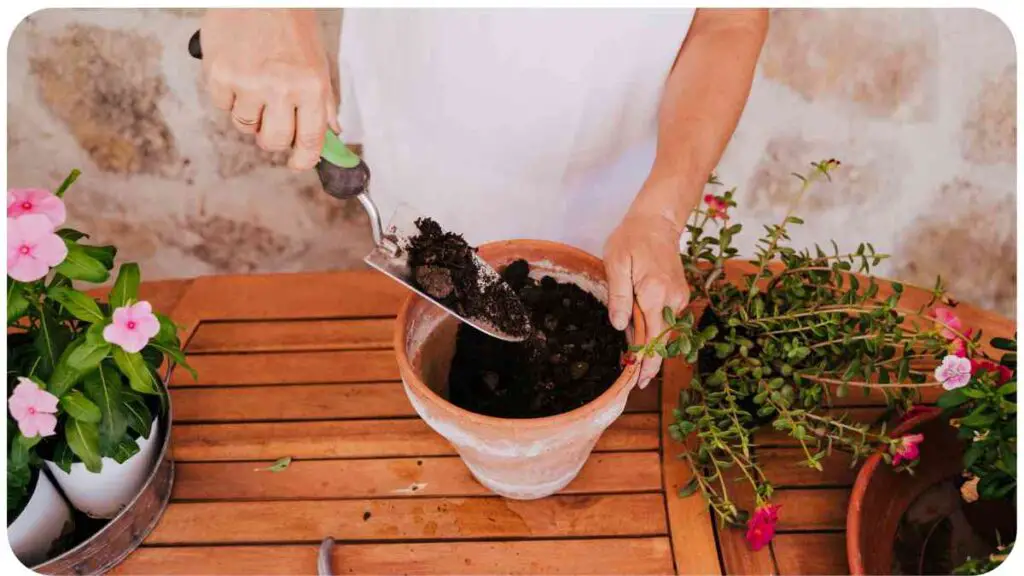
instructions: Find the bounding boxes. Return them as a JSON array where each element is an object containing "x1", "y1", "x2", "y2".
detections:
[{"x1": 447, "y1": 259, "x2": 626, "y2": 418}]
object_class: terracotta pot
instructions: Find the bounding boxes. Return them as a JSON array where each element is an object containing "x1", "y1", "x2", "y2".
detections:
[
  {"x1": 395, "y1": 239, "x2": 645, "y2": 500},
  {"x1": 847, "y1": 410, "x2": 965, "y2": 574}
]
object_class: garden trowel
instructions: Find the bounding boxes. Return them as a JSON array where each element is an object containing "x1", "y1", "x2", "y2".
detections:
[{"x1": 188, "y1": 30, "x2": 530, "y2": 342}]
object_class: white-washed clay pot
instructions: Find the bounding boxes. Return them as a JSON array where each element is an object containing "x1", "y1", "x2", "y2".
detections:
[
  {"x1": 7, "y1": 470, "x2": 73, "y2": 566},
  {"x1": 395, "y1": 240, "x2": 645, "y2": 500},
  {"x1": 44, "y1": 419, "x2": 160, "y2": 519}
]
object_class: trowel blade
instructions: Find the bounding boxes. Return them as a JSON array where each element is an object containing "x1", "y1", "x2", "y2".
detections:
[{"x1": 363, "y1": 203, "x2": 530, "y2": 342}]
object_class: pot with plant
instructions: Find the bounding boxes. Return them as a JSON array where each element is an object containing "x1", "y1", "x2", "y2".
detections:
[
  {"x1": 626, "y1": 159, "x2": 1015, "y2": 558},
  {"x1": 395, "y1": 218, "x2": 644, "y2": 499},
  {"x1": 7, "y1": 171, "x2": 194, "y2": 568},
  {"x1": 847, "y1": 333, "x2": 1015, "y2": 575}
]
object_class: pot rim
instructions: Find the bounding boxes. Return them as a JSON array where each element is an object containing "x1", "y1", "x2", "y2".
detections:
[
  {"x1": 394, "y1": 238, "x2": 646, "y2": 429},
  {"x1": 846, "y1": 407, "x2": 945, "y2": 575}
]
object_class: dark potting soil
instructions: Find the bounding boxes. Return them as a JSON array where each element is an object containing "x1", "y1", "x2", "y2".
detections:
[
  {"x1": 407, "y1": 218, "x2": 531, "y2": 338},
  {"x1": 447, "y1": 259, "x2": 627, "y2": 419}
]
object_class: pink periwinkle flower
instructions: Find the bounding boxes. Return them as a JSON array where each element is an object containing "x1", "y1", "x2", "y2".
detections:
[
  {"x1": 7, "y1": 377, "x2": 59, "y2": 438},
  {"x1": 891, "y1": 433, "x2": 924, "y2": 466},
  {"x1": 7, "y1": 214, "x2": 68, "y2": 282},
  {"x1": 704, "y1": 194, "x2": 729, "y2": 220},
  {"x1": 7, "y1": 188, "x2": 66, "y2": 228},
  {"x1": 931, "y1": 307, "x2": 963, "y2": 341},
  {"x1": 103, "y1": 301, "x2": 160, "y2": 353},
  {"x1": 935, "y1": 355, "x2": 973, "y2": 391},
  {"x1": 745, "y1": 503, "x2": 780, "y2": 551}
]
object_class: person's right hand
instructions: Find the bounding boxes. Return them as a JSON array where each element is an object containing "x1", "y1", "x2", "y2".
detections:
[{"x1": 200, "y1": 9, "x2": 340, "y2": 170}]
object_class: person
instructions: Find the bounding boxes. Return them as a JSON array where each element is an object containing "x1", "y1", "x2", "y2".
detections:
[{"x1": 199, "y1": 8, "x2": 768, "y2": 389}]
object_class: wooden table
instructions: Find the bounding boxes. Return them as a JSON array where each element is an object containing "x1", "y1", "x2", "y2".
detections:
[{"x1": 108, "y1": 272, "x2": 1013, "y2": 575}]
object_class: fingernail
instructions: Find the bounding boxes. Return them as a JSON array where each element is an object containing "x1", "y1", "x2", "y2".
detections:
[{"x1": 611, "y1": 312, "x2": 629, "y2": 331}]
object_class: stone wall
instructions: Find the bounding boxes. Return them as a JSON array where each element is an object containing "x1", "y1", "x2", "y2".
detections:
[{"x1": 6, "y1": 8, "x2": 1016, "y2": 316}]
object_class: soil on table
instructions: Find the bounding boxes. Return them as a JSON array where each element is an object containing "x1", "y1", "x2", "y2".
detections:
[
  {"x1": 447, "y1": 259, "x2": 627, "y2": 419},
  {"x1": 407, "y1": 218, "x2": 530, "y2": 338},
  {"x1": 892, "y1": 478, "x2": 1012, "y2": 574}
]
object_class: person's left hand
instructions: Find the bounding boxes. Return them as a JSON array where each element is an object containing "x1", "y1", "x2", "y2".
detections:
[{"x1": 604, "y1": 208, "x2": 690, "y2": 390}]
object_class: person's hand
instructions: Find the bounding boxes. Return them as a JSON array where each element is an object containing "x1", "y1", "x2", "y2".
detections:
[
  {"x1": 604, "y1": 208, "x2": 691, "y2": 390},
  {"x1": 200, "y1": 9, "x2": 340, "y2": 170}
]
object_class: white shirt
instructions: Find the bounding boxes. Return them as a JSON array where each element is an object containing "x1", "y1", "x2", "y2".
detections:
[{"x1": 339, "y1": 9, "x2": 696, "y2": 256}]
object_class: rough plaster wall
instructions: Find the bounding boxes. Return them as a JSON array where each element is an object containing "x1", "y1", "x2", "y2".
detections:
[{"x1": 6, "y1": 8, "x2": 1017, "y2": 316}]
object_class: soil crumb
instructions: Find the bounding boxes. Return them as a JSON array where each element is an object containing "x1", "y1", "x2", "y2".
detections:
[
  {"x1": 448, "y1": 259, "x2": 626, "y2": 418},
  {"x1": 407, "y1": 218, "x2": 530, "y2": 337}
]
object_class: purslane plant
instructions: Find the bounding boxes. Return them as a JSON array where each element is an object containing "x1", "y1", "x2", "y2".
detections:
[
  {"x1": 630, "y1": 160, "x2": 1010, "y2": 550},
  {"x1": 7, "y1": 170, "x2": 195, "y2": 519}
]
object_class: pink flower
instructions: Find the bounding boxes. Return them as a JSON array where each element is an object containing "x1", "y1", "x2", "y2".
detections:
[
  {"x1": 704, "y1": 194, "x2": 729, "y2": 220},
  {"x1": 7, "y1": 377, "x2": 59, "y2": 438},
  {"x1": 949, "y1": 329, "x2": 973, "y2": 357},
  {"x1": 932, "y1": 307, "x2": 963, "y2": 341},
  {"x1": 934, "y1": 355, "x2": 973, "y2": 390},
  {"x1": 891, "y1": 433, "x2": 924, "y2": 466},
  {"x1": 7, "y1": 214, "x2": 68, "y2": 282},
  {"x1": 970, "y1": 358, "x2": 1013, "y2": 385},
  {"x1": 7, "y1": 188, "x2": 66, "y2": 228},
  {"x1": 745, "y1": 503, "x2": 780, "y2": 551},
  {"x1": 103, "y1": 301, "x2": 160, "y2": 353}
]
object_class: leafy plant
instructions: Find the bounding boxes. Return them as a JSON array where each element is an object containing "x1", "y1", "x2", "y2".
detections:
[
  {"x1": 631, "y1": 160, "x2": 1010, "y2": 548},
  {"x1": 7, "y1": 171, "x2": 195, "y2": 517}
]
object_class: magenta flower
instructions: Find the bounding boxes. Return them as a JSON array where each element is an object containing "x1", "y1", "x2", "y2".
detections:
[
  {"x1": 935, "y1": 355, "x2": 973, "y2": 390},
  {"x1": 970, "y1": 358, "x2": 1013, "y2": 385},
  {"x1": 7, "y1": 188, "x2": 66, "y2": 228},
  {"x1": 931, "y1": 307, "x2": 963, "y2": 341},
  {"x1": 891, "y1": 433, "x2": 924, "y2": 466},
  {"x1": 7, "y1": 214, "x2": 68, "y2": 282},
  {"x1": 745, "y1": 503, "x2": 780, "y2": 551},
  {"x1": 8, "y1": 377, "x2": 59, "y2": 438},
  {"x1": 103, "y1": 301, "x2": 160, "y2": 353},
  {"x1": 704, "y1": 194, "x2": 730, "y2": 220}
]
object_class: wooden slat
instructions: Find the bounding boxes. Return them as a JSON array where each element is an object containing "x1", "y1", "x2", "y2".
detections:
[
  {"x1": 173, "y1": 452, "x2": 662, "y2": 501},
  {"x1": 115, "y1": 538, "x2": 676, "y2": 575},
  {"x1": 169, "y1": 350, "x2": 399, "y2": 386},
  {"x1": 173, "y1": 381, "x2": 658, "y2": 422},
  {"x1": 171, "y1": 413, "x2": 660, "y2": 461},
  {"x1": 773, "y1": 533, "x2": 849, "y2": 575},
  {"x1": 172, "y1": 271, "x2": 406, "y2": 323},
  {"x1": 759, "y1": 448, "x2": 857, "y2": 487},
  {"x1": 146, "y1": 493, "x2": 668, "y2": 544},
  {"x1": 774, "y1": 489, "x2": 848, "y2": 531},
  {"x1": 188, "y1": 318, "x2": 394, "y2": 353},
  {"x1": 661, "y1": 358, "x2": 723, "y2": 575}
]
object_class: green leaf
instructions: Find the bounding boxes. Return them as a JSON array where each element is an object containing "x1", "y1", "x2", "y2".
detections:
[
  {"x1": 148, "y1": 340, "x2": 198, "y2": 381},
  {"x1": 678, "y1": 477, "x2": 700, "y2": 497},
  {"x1": 49, "y1": 339, "x2": 87, "y2": 398},
  {"x1": 48, "y1": 286, "x2": 105, "y2": 324},
  {"x1": 56, "y1": 228, "x2": 88, "y2": 242},
  {"x1": 54, "y1": 242, "x2": 109, "y2": 283},
  {"x1": 897, "y1": 357, "x2": 911, "y2": 383},
  {"x1": 81, "y1": 245, "x2": 117, "y2": 270},
  {"x1": 60, "y1": 390, "x2": 102, "y2": 423},
  {"x1": 67, "y1": 338, "x2": 111, "y2": 372},
  {"x1": 33, "y1": 304, "x2": 69, "y2": 379},
  {"x1": 7, "y1": 281, "x2": 29, "y2": 323},
  {"x1": 84, "y1": 364, "x2": 129, "y2": 455},
  {"x1": 662, "y1": 306, "x2": 676, "y2": 327},
  {"x1": 52, "y1": 440, "x2": 74, "y2": 474},
  {"x1": 111, "y1": 439, "x2": 140, "y2": 464},
  {"x1": 109, "y1": 263, "x2": 141, "y2": 309},
  {"x1": 789, "y1": 347, "x2": 811, "y2": 362},
  {"x1": 113, "y1": 348, "x2": 159, "y2": 395},
  {"x1": 54, "y1": 169, "x2": 81, "y2": 198},
  {"x1": 996, "y1": 381, "x2": 1016, "y2": 395},
  {"x1": 990, "y1": 337, "x2": 1016, "y2": 351},
  {"x1": 960, "y1": 408, "x2": 996, "y2": 428},
  {"x1": 66, "y1": 419, "x2": 103, "y2": 473},
  {"x1": 122, "y1": 389, "x2": 154, "y2": 439},
  {"x1": 255, "y1": 457, "x2": 292, "y2": 473},
  {"x1": 937, "y1": 389, "x2": 969, "y2": 409},
  {"x1": 154, "y1": 313, "x2": 180, "y2": 345}
]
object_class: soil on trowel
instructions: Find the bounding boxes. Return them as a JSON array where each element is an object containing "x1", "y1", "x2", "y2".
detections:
[
  {"x1": 447, "y1": 259, "x2": 627, "y2": 419},
  {"x1": 407, "y1": 218, "x2": 530, "y2": 338}
]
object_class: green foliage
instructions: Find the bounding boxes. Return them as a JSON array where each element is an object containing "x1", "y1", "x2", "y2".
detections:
[
  {"x1": 953, "y1": 542, "x2": 1013, "y2": 575},
  {"x1": 6, "y1": 169, "x2": 194, "y2": 506}
]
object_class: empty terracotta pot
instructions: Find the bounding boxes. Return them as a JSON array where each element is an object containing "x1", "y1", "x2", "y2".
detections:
[
  {"x1": 394, "y1": 239, "x2": 644, "y2": 499},
  {"x1": 847, "y1": 410, "x2": 964, "y2": 574}
]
